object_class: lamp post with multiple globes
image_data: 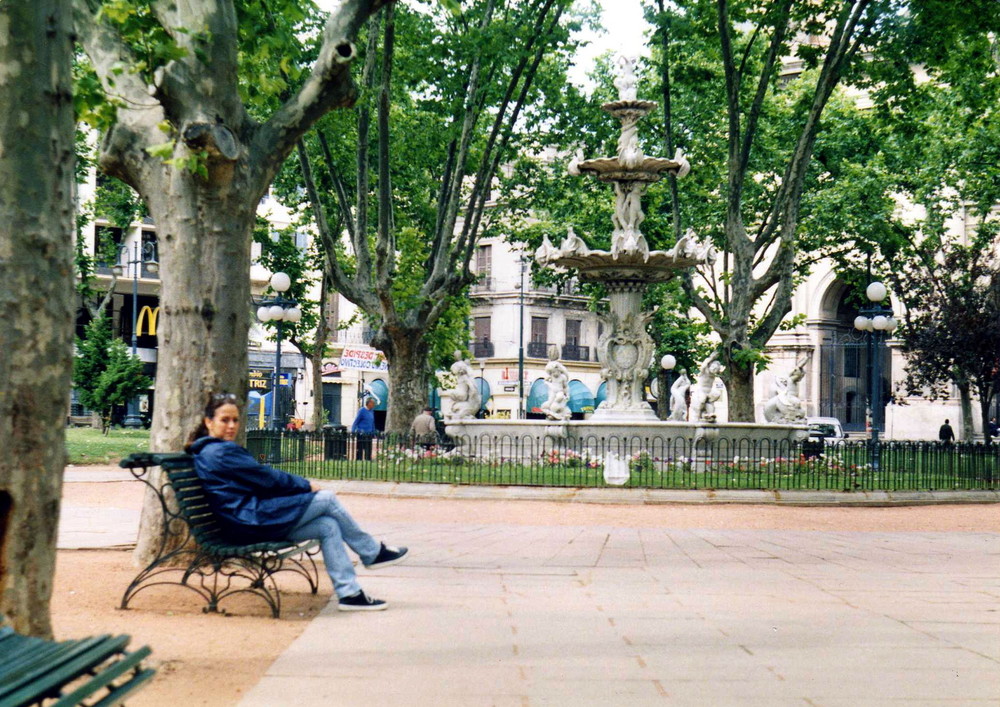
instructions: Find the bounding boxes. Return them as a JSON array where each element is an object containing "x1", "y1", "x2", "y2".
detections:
[
  {"x1": 853, "y1": 281, "x2": 898, "y2": 472},
  {"x1": 255, "y1": 272, "x2": 302, "y2": 429},
  {"x1": 112, "y1": 241, "x2": 159, "y2": 428}
]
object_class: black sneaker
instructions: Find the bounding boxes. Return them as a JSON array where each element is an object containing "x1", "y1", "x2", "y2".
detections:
[
  {"x1": 338, "y1": 590, "x2": 387, "y2": 611},
  {"x1": 364, "y1": 543, "x2": 409, "y2": 570}
]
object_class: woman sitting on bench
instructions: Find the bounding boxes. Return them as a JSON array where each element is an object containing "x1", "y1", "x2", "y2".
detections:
[{"x1": 185, "y1": 393, "x2": 408, "y2": 611}]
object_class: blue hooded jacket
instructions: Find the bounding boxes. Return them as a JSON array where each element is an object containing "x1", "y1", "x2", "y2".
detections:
[{"x1": 189, "y1": 436, "x2": 314, "y2": 543}]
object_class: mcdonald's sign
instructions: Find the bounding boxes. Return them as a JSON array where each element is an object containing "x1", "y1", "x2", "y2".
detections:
[{"x1": 136, "y1": 306, "x2": 159, "y2": 337}]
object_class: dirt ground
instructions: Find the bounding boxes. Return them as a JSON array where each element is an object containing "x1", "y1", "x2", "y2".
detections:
[{"x1": 54, "y1": 476, "x2": 1000, "y2": 706}]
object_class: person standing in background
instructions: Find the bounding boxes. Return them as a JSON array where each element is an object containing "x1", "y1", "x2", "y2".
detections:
[
  {"x1": 409, "y1": 407, "x2": 438, "y2": 449},
  {"x1": 351, "y1": 397, "x2": 377, "y2": 460},
  {"x1": 938, "y1": 419, "x2": 955, "y2": 446}
]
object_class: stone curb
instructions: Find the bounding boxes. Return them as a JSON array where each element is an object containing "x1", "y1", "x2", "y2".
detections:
[
  {"x1": 322, "y1": 479, "x2": 1000, "y2": 506},
  {"x1": 62, "y1": 467, "x2": 1000, "y2": 506}
]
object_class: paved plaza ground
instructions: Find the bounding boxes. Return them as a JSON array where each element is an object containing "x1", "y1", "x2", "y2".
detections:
[{"x1": 56, "y1": 467, "x2": 1000, "y2": 706}]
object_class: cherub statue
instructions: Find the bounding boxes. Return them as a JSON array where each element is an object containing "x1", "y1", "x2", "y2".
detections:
[
  {"x1": 613, "y1": 55, "x2": 638, "y2": 101},
  {"x1": 558, "y1": 226, "x2": 588, "y2": 258},
  {"x1": 534, "y1": 234, "x2": 558, "y2": 266},
  {"x1": 669, "y1": 369, "x2": 691, "y2": 421},
  {"x1": 763, "y1": 355, "x2": 809, "y2": 423},
  {"x1": 442, "y1": 354, "x2": 481, "y2": 421},
  {"x1": 539, "y1": 359, "x2": 571, "y2": 421},
  {"x1": 690, "y1": 353, "x2": 723, "y2": 423}
]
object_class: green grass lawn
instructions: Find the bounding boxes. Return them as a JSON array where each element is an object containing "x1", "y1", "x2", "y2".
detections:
[
  {"x1": 65, "y1": 427, "x2": 150, "y2": 465},
  {"x1": 66, "y1": 429, "x2": 996, "y2": 491}
]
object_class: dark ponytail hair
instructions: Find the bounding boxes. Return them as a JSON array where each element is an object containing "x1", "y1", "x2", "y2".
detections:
[{"x1": 184, "y1": 393, "x2": 240, "y2": 452}]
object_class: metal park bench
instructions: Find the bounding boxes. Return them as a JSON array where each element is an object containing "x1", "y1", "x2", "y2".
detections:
[
  {"x1": 119, "y1": 452, "x2": 321, "y2": 618},
  {"x1": 0, "y1": 626, "x2": 154, "y2": 707}
]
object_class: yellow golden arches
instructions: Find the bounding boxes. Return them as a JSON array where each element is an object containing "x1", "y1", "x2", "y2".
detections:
[{"x1": 136, "y1": 306, "x2": 159, "y2": 336}]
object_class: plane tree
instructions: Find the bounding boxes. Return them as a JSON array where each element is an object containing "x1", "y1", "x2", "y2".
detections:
[
  {"x1": 289, "y1": 0, "x2": 586, "y2": 432},
  {"x1": 71, "y1": 0, "x2": 391, "y2": 563},
  {"x1": 645, "y1": 0, "x2": 902, "y2": 421},
  {"x1": 0, "y1": 0, "x2": 76, "y2": 637}
]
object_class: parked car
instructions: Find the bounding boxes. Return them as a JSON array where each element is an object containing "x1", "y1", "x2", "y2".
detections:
[{"x1": 807, "y1": 416, "x2": 846, "y2": 440}]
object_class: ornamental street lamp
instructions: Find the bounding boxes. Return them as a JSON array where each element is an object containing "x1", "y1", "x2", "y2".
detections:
[
  {"x1": 112, "y1": 241, "x2": 159, "y2": 428},
  {"x1": 853, "y1": 281, "x2": 898, "y2": 472},
  {"x1": 658, "y1": 354, "x2": 677, "y2": 420},
  {"x1": 255, "y1": 272, "x2": 302, "y2": 429},
  {"x1": 517, "y1": 255, "x2": 528, "y2": 419},
  {"x1": 478, "y1": 358, "x2": 487, "y2": 419}
]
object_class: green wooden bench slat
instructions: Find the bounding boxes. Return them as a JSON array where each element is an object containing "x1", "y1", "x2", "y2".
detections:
[
  {"x1": 0, "y1": 638, "x2": 96, "y2": 697},
  {"x1": 0, "y1": 638, "x2": 68, "y2": 683},
  {"x1": 0, "y1": 632, "x2": 152, "y2": 707},
  {"x1": 0, "y1": 635, "x2": 129, "y2": 705},
  {"x1": 87, "y1": 668, "x2": 158, "y2": 707},
  {"x1": 50, "y1": 645, "x2": 153, "y2": 707}
]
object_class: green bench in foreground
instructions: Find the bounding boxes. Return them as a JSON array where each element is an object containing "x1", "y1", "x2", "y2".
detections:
[
  {"x1": 119, "y1": 452, "x2": 321, "y2": 618},
  {"x1": 0, "y1": 627, "x2": 154, "y2": 707}
]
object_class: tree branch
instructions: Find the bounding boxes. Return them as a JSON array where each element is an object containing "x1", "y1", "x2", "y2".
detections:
[
  {"x1": 297, "y1": 141, "x2": 377, "y2": 312},
  {"x1": 256, "y1": 0, "x2": 391, "y2": 165},
  {"x1": 351, "y1": 15, "x2": 382, "y2": 297},
  {"x1": 455, "y1": 0, "x2": 567, "y2": 273},
  {"x1": 682, "y1": 271, "x2": 726, "y2": 334},
  {"x1": 374, "y1": 3, "x2": 396, "y2": 312},
  {"x1": 426, "y1": 0, "x2": 497, "y2": 294}
]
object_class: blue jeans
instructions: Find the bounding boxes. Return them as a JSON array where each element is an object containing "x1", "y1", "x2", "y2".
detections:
[{"x1": 286, "y1": 491, "x2": 381, "y2": 598}]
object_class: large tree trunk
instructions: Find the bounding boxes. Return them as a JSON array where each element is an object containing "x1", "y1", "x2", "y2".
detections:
[
  {"x1": 308, "y1": 278, "x2": 332, "y2": 431},
  {"x1": 0, "y1": 0, "x2": 75, "y2": 638},
  {"x1": 723, "y1": 356, "x2": 757, "y2": 423},
  {"x1": 957, "y1": 381, "x2": 974, "y2": 441},
  {"x1": 979, "y1": 394, "x2": 993, "y2": 444},
  {"x1": 133, "y1": 172, "x2": 260, "y2": 566},
  {"x1": 378, "y1": 331, "x2": 431, "y2": 435}
]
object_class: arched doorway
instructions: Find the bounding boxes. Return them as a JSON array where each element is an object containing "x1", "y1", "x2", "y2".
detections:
[{"x1": 816, "y1": 281, "x2": 891, "y2": 433}]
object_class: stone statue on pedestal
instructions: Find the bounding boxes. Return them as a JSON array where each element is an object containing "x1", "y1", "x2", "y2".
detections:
[
  {"x1": 690, "y1": 353, "x2": 723, "y2": 423},
  {"x1": 669, "y1": 369, "x2": 691, "y2": 421},
  {"x1": 763, "y1": 355, "x2": 808, "y2": 423},
  {"x1": 441, "y1": 355, "x2": 481, "y2": 421},
  {"x1": 540, "y1": 359, "x2": 571, "y2": 421}
]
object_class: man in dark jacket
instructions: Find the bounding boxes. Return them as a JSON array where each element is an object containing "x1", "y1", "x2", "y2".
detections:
[
  {"x1": 190, "y1": 427, "x2": 407, "y2": 611},
  {"x1": 938, "y1": 419, "x2": 955, "y2": 445}
]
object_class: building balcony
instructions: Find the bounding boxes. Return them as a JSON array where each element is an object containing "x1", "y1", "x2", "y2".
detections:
[
  {"x1": 534, "y1": 280, "x2": 581, "y2": 296},
  {"x1": 526, "y1": 341, "x2": 550, "y2": 358},
  {"x1": 471, "y1": 277, "x2": 495, "y2": 293},
  {"x1": 330, "y1": 326, "x2": 376, "y2": 345},
  {"x1": 472, "y1": 340, "x2": 495, "y2": 358},
  {"x1": 562, "y1": 344, "x2": 590, "y2": 362}
]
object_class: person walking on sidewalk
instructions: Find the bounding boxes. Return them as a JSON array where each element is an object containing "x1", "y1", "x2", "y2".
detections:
[{"x1": 186, "y1": 393, "x2": 408, "y2": 611}]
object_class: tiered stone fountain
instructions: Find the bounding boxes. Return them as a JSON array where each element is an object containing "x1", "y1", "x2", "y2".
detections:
[
  {"x1": 535, "y1": 58, "x2": 707, "y2": 421},
  {"x1": 444, "y1": 58, "x2": 806, "y2": 454}
]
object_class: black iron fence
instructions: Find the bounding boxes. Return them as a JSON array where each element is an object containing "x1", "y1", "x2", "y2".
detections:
[{"x1": 246, "y1": 430, "x2": 998, "y2": 492}]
